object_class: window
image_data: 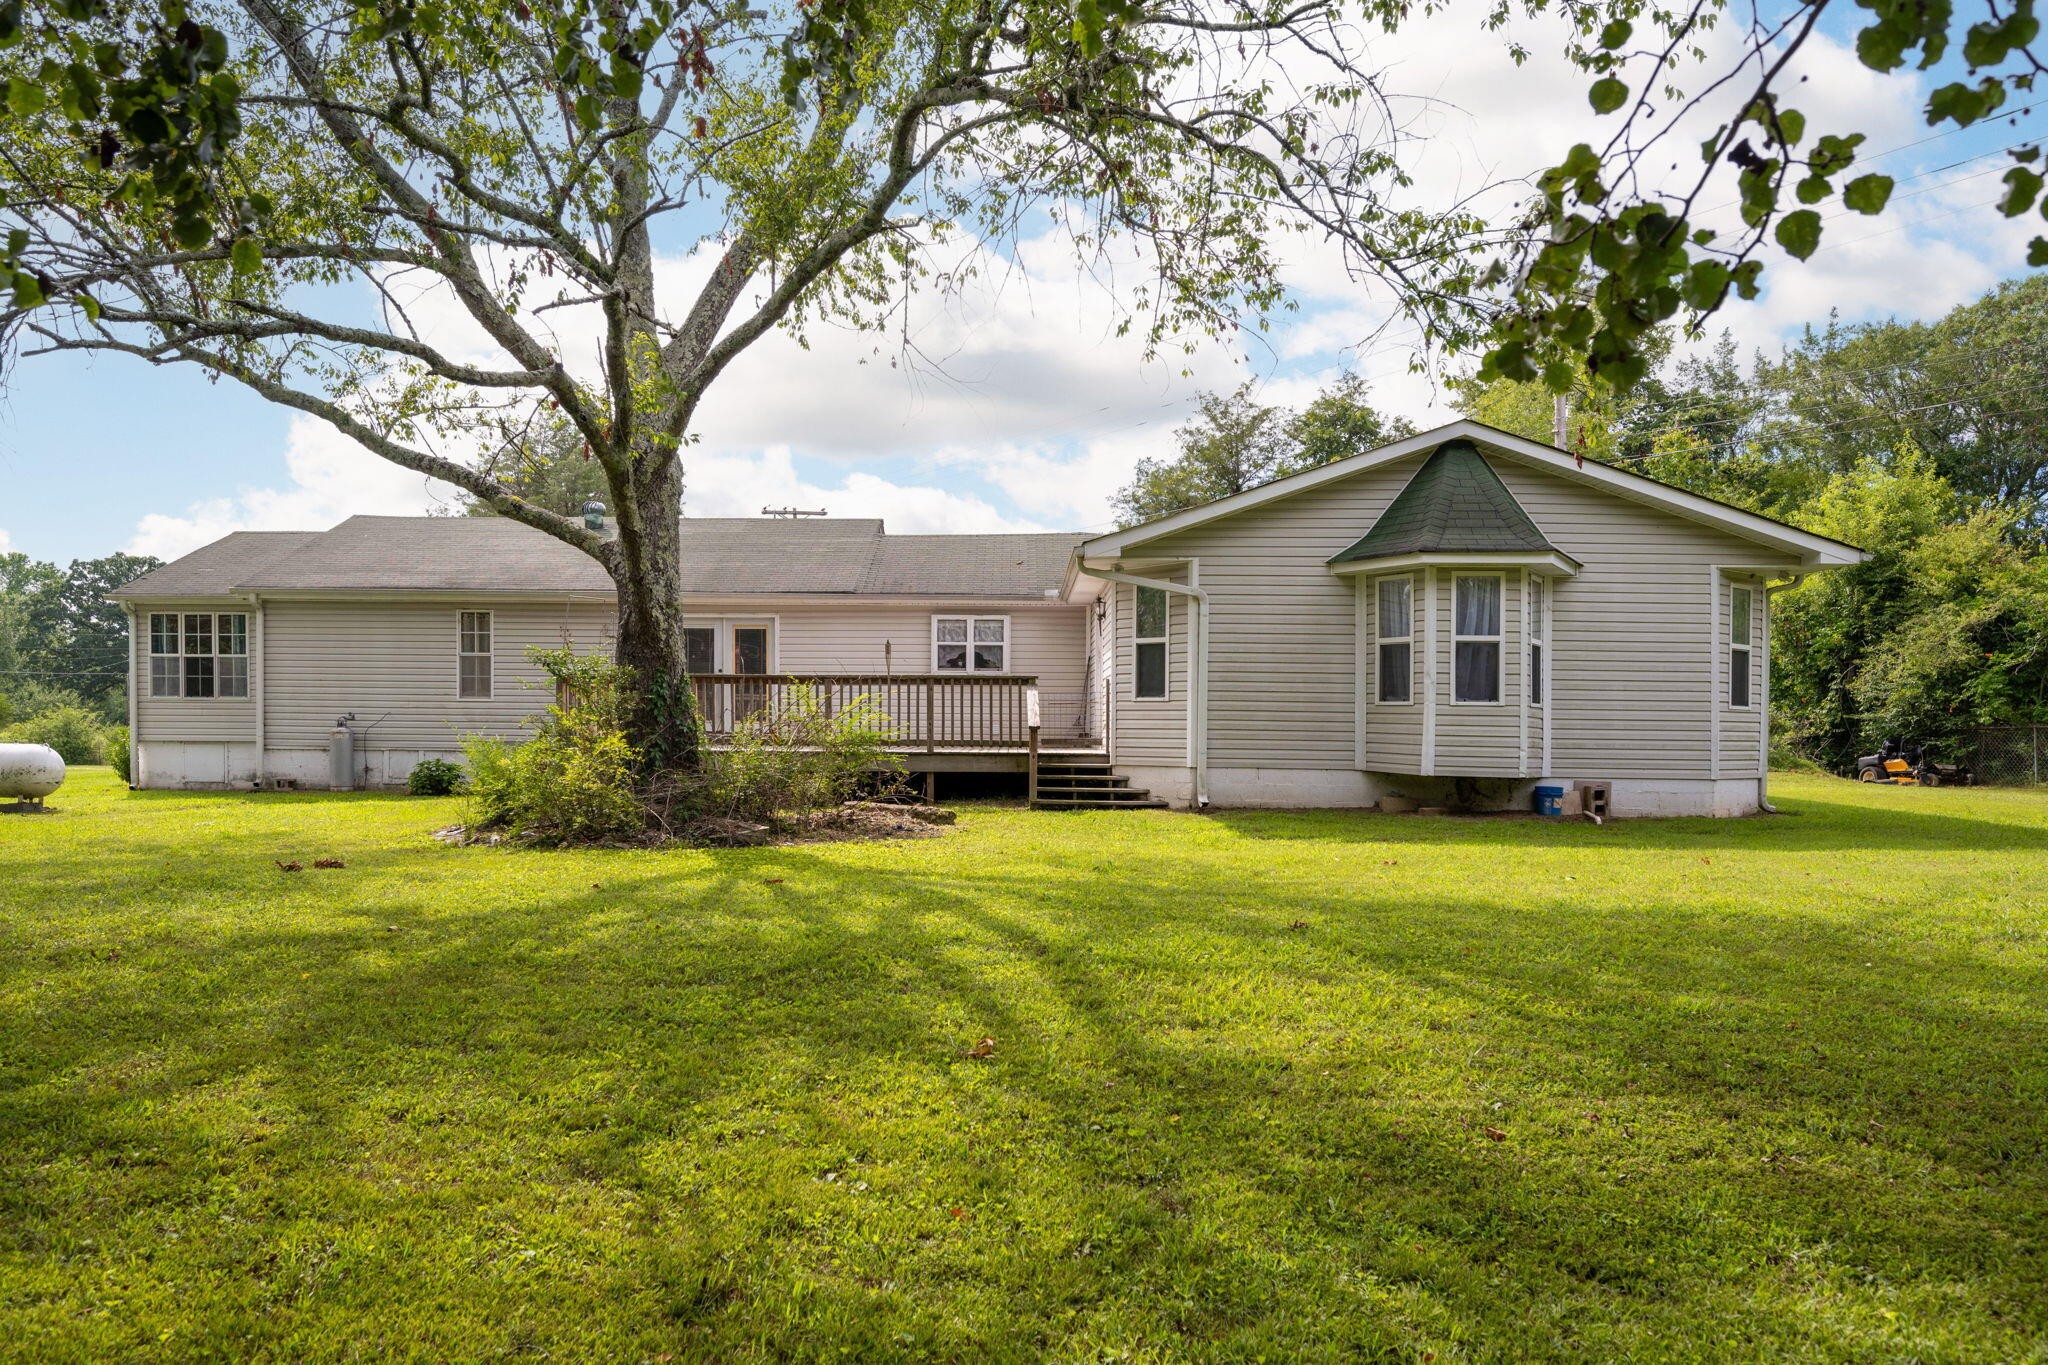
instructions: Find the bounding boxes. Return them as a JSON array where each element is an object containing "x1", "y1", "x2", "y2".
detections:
[
  {"x1": 1528, "y1": 578, "x2": 1545, "y2": 707},
  {"x1": 683, "y1": 627, "x2": 716, "y2": 674},
  {"x1": 1376, "y1": 577, "x2": 1413, "y2": 704},
  {"x1": 1133, "y1": 587, "x2": 1168, "y2": 699},
  {"x1": 459, "y1": 611, "x2": 493, "y2": 699},
  {"x1": 1729, "y1": 585, "x2": 1753, "y2": 708},
  {"x1": 1452, "y1": 575, "x2": 1503, "y2": 704},
  {"x1": 147, "y1": 612, "x2": 249, "y2": 698},
  {"x1": 933, "y1": 616, "x2": 1007, "y2": 672}
]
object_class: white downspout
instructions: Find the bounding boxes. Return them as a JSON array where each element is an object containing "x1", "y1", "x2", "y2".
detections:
[
  {"x1": 1758, "y1": 574, "x2": 1804, "y2": 813},
  {"x1": 1081, "y1": 561, "x2": 1211, "y2": 809}
]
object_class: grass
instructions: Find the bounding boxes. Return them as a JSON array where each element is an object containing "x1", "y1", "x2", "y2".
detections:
[{"x1": 1, "y1": 770, "x2": 2045, "y2": 1363}]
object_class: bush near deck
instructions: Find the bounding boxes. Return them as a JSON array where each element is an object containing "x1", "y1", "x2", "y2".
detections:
[{"x1": 1, "y1": 770, "x2": 2044, "y2": 1362}]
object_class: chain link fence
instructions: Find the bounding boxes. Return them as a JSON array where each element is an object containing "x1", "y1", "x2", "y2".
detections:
[{"x1": 1975, "y1": 725, "x2": 2048, "y2": 786}]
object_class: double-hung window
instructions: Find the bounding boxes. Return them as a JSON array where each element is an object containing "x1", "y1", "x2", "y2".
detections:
[
  {"x1": 1133, "y1": 587, "x2": 1168, "y2": 699},
  {"x1": 1376, "y1": 577, "x2": 1413, "y2": 704},
  {"x1": 148, "y1": 612, "x2": 248, "y2": 698},
  {"x1": 459, "y1": 611, "x2": 493, "y2": 699},
  {"x1": 1729, "y1": 585, "x2": 1753, "y2": 708},
  {"x1": 933, "y1": 615, "x2": 1007, "y2": 672},
  {"x1": 1528, "y1": 578, "x2": 1546, "y2": 707},
  {"x1": 1452, "y1": 575, "x2": 1503, "y2": 704}
]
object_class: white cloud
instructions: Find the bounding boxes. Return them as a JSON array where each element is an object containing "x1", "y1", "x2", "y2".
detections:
[
  {"x1": 0, "y1": 528, "x2": 12, "y2": 553},
  {"x1": 125, "y1": 417, "x2": 457, "y2": 559},
  {"x1": 682, "y1": 445, "x2": 1038, "y2": 532}
]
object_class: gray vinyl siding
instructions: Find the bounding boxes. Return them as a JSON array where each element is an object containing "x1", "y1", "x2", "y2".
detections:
[
  {"x1": 685, "y1": 601, "x2": 1087, "y2": 694},
  {"x1": 1112, "y1": 572, "x2": 1189, "y2": 766},
  {"x1": 1432, "y1": 568, "x2": 1524, "y2": 777},
  {"x1": 263, "y1": 599, "x2": 615, "y2": 750},
  {"x1": 1134, "y1": 457, "x2": 1425, "y2": 770},
  {"x1": 1114, "y1": 448, "x2": 1782, "y2": 780},
  {"x1": 130, "y1": 598, "x2": 259, "y2": 743},
  {"x1": 1361, "y1": 573, "x2": 1423, "y2": 773},
  {"x1": 1491, "y1": 462, "x2": 1775, "y2": 781},
  {"x1": 1718, "y1": 578, "x2": 1767, "y2": 776}
]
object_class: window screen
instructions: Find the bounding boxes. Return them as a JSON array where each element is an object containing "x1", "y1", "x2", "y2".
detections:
[
  {"x1": 1376, "y1": 578, "x2": 1412, "y2": 704},
  {"x1": 1134, "y1": 587, "x2": 1168, "y2": 699}
]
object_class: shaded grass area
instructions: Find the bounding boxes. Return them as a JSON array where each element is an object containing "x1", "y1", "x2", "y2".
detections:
[{"x1": 1, "y1": 770, "x2": 2044, "y2": 1361}]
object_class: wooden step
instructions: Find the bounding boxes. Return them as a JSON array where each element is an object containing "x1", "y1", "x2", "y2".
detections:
[{"x1": 1033, "y1": 795, "x2": 1170, "y2": 809}]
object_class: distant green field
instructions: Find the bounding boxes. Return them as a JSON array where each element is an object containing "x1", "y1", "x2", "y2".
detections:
[{"x1": 2, "y1": 768, "x2": 2043, "y2": 1362}]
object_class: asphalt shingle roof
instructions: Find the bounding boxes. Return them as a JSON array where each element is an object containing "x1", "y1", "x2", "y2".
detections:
[
  {"x1": 112, "y1": 515, "x2": 1085, "y2": 600},
  {"x1": 108, "y1": 531, "x2": 326, "y2": 599},
  {"x1": 1328, "y1": 439, "x2": 1554, "y2": 564}
]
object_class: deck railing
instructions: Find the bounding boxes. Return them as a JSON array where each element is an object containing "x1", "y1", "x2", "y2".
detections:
[{"x1": 691, "y1": 673, "x2": 1094, "y2": 750}]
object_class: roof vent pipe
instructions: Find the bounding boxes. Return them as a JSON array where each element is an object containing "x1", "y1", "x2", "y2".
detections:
[{"x1": 582, "y1": 500, "x2": 607, "y2": 532}]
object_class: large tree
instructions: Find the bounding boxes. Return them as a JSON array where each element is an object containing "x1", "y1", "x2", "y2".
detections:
[
  {"x1": 0, "y1": 0, "x2": 1489, "y2": 767},
  {"x1": 1114, "y1": 372, "x2": 1414, "y2": 524}
]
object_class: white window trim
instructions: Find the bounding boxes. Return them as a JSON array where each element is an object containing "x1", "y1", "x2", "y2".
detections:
[
  {"x1": 147, "y1": 610, "x2": 249, "y2": 700},
  {"x1": 1131, "y1": 587, "x2": 1169, "y2": 700},
  {"x1": 1728, "y1": 584, "x2": 1754, "y2": 709},
  {"x1": 930, "y1": 614, "x2": 1011, "y2": 674},
  {"x1": 1374, "y1": 575, "x2": 1415, "y2": 706},
  {"x1": 1450, "y1": 572, "x2": 1508, "y2": 706},
  {"x1": 458, "y1": 610, "x2": 494, "y2": 700}
]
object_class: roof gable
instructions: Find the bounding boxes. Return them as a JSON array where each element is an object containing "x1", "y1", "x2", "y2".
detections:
[
  {"x1": 1079, "y1": 419, "x2": 1866, "y2": 569},
  {"x1": 1329, "y1": 439, "x2": 1552, "y2": 564}
]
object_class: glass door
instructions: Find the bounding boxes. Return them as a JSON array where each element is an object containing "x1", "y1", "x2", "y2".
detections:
[{"x1": 731, "y1": 624, "x2": 771, "y2": 724}]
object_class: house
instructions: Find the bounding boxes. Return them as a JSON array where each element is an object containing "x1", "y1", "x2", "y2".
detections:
[{"x1": 110, "y1": 420, "x2": 1866, "y2": 816}]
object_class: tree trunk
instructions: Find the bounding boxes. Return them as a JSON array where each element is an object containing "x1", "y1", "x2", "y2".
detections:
[{"x1": 605, "y1": 458, "x2": 705, "y2": 772}]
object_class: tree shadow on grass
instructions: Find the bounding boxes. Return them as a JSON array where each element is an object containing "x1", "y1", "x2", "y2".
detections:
[{"x1": 4, "y1": 813, "x2": 2046, "y2": 1359}]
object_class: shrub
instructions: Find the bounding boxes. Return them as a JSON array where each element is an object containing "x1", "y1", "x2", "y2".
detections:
[
  {"x1": 0, "y1": 704, "x2": 108, "y2": 765},
  {"x1": 106, "y1": 725, "x2": 131, "y2": 782},
  {"x1": 407, "y1": 757, "x2": 466, "y2": 796},
  {"x1": 694, "y1": 683, "x2": 903, "y2": 826},
  {"x1": 463, "y1": 650, "x2": 645, "y2": 845}
]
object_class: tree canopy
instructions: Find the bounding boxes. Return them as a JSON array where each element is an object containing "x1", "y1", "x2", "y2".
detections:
[{"x1": 1113, "y1": 372, "x2": 1414, "y2": 525}]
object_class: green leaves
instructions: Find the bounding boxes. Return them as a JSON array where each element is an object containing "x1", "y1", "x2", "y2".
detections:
[
  {"x1": 1775, "y1": 209, "x2": 1823, "y2": 260},
  {"x1": 1843, "y1": 173, "x2": 1895, "y2": 214},
  {"x1": 230, "y1": 237, "x2": 263, "y2": 275},
  {"x1": 1588, "y1": 77, "x2": 1629, "y2": 114},
  {"x1": 1999, "y1": 165, "x2": 2045, "y2": 216}
]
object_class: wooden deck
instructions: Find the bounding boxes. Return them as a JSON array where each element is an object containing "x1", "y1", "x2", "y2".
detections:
[{"x1": 690, "y1": 674, "x2": 1095, "y2": 752}]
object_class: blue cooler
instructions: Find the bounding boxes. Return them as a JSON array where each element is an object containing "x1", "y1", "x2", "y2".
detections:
[{"x1": 1534, "y1": 785, "x2": 1565, "y2": 817}]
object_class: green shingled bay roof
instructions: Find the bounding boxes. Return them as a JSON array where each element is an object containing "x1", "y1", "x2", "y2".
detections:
[{"x1": 1328, "y1": 439, "x2": 1555, "y2": 565}]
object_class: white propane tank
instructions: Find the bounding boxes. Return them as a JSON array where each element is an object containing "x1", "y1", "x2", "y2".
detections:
[{"x1": 0, "y1": 743, "x2": 66, "y2": 800}]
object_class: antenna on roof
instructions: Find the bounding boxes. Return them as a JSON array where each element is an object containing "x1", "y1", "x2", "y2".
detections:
[{"x1": 761, "y1": 506, "x2": 827, "y2": 518}]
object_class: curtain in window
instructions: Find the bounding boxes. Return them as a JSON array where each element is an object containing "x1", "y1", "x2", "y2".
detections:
[
  {"x1": 1377, "y1": 579, "x2": 1410, "y2": 639},
  {"x1": 1454, "y1": 576, "x2": 1499, "y2": 636}
]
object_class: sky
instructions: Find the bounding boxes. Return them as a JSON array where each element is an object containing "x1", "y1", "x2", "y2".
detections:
[{"x1": 1, "y1": 0, "x2": 2040, "y2": 566}]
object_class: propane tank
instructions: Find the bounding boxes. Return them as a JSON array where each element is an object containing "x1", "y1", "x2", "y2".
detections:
[
  {"x1": 328, "y1": 715, "x2": 356, "y2": 791},
  {"x1": 0, "y1": 743, "x2": 66, "y2": 801}
]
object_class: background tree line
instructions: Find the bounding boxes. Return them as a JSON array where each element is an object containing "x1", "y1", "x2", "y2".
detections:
[
  {"x1": 1117, "y1": 275, "x2": 2048, "y2": 775},
  {"x1": 0, "y1": 551, "x2": 158, "y2": 766}
]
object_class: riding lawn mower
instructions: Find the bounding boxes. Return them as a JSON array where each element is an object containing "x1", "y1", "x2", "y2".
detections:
[{"x1": 1855, "y1": 739, "x2": 1974, "y2": 787}]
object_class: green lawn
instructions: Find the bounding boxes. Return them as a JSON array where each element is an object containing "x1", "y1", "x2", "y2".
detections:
[{"x1": 2, "y1": 770, "x2": 2044, "y2": 1362}]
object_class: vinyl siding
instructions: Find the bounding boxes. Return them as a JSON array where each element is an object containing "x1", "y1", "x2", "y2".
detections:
[
  {"x1": 1718, "y1": 577, "x2": 1767, "y2": 777},
  {"x1": 130, "y1": 599, "x2": 260, "y2": 743},
  {"x1": 1360, "y1": 572, "x2": 1423, "y2": 773},
  {"x1": 263, "y1": 599, "x2": 616, "y2": 750},
  {"x1": 1491, "y1": 462, "x2": 1775, "y2": 780},
  {"x1": 1134, "y1": 457, "x2": 1425, "y2": 770},
  {"x1": 1111, "y1": 571, "x2": 1190, "y2": 766},
  {"x1": 261, "y1": 596, "x2": 1085, "y2": 753},
  {"x1": 1114, "y1": 448, "x2": 1785, "y2": 779},
  {"x1": 1432, "y1": 568, "x2": 1524, "y2": 777}
]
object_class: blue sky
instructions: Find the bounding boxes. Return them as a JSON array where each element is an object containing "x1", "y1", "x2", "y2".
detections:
[{"x1": 2, "y1": 0, "x2": 2039, "y2": 566}]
